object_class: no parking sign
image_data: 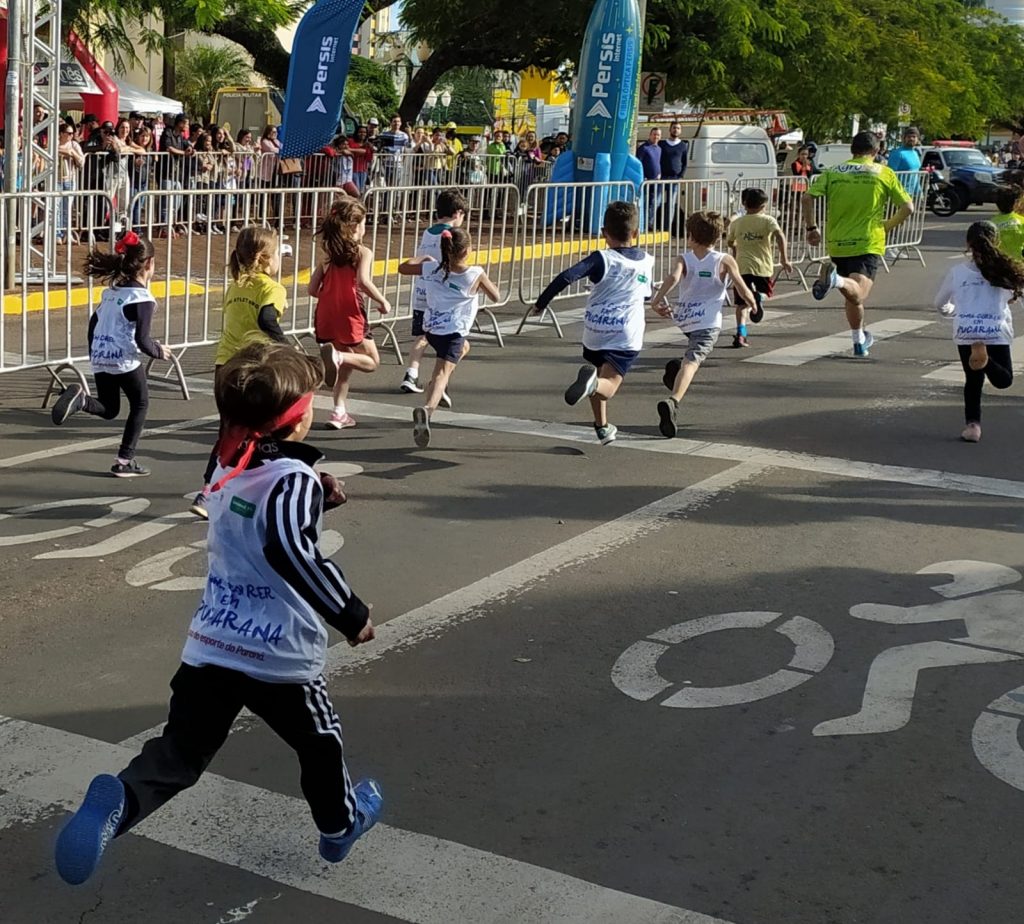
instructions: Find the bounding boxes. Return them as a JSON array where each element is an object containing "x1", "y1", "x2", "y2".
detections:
[{"x1": 639, "y1": 72, "x2": 666, "y2": 113}]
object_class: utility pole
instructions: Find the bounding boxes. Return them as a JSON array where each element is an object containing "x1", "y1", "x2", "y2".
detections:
[{"x1": 5, "y1": 0, "x2": 23, "y2": 284}]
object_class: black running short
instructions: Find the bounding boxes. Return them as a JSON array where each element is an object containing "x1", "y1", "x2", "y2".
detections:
[{"x1": 832, "y1": 254, "x2": 881, "y2": 281}]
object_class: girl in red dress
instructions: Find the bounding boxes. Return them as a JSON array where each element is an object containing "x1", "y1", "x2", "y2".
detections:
[{"x1": 310, "y1": 198, "x2": 391, "y2": 428}]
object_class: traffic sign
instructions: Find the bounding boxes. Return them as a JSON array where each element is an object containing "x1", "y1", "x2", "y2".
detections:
[
  {"x1": 639, "y1": 72, "x2": 667, "y2": 113},
  {"x1": 898, "y1": 101, "x2": 912, "y2": 117}
]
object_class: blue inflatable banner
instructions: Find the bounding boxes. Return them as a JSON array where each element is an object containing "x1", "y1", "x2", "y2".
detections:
[{"x1": 279, "y1": 0, "x2": 366, "y2": 157}]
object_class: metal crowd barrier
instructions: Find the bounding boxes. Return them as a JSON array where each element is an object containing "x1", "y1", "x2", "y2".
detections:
[
  {"x1": 885, "y1": 171, "x2": 929, "y2": 268},
  {"x1": 514, "y1": 178, "x2": 736, "y2": 336},
  {"x1": 1, "y1": 189, "x2": 119, "y2": 402},
  {"x1": 514, "y1": 180, "x2": 640, "y2": 336},
  {"x1": 361, "y1": 182, "x2": 521, "y2": 358}
]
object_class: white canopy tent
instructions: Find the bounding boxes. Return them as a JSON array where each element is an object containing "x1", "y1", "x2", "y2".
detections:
[{"x1": 114, "y1": 78, "x2": 182, "y2": 115}]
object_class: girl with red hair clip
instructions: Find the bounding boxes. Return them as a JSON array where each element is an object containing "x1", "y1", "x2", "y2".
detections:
[{"x1": 50, "y1": 231, "x2": 171, "y2": 477}]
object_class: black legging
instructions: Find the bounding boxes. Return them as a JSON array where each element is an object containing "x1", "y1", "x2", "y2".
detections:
[
  {"x1": 958, "y1": 343, "x2": 1013, "y2": 423},
  {"x1": 82, "y1": 366, "x2": 149, "y2": 460}
]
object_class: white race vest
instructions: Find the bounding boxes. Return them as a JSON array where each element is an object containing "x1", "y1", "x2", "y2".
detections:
[
  {"x1": 181, "y1": 457, "x2": 329, "y2": 683},
  {"x1": 413, "y1": 225, "x2": 452, "y2": 313},
  {"x1": 672, "y1": 250, "x2": 728, "y2": 333},
  {"x1": 422, "y1": 265, "x2": 485, "y2": 336},
  {"x1": 89, "y1": 286, "x2": 154, "y2": 373},
  {"x1": 947, "y1": 261, "x2": 1014, "y2": 346},
  {"x1": 582, "y1": 250, "x2": 654, "y2": 352}
]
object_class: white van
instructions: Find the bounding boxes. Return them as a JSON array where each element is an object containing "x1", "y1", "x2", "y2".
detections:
[{"x1": 640, "y1": 121, "x2": 776, "y2": 212}]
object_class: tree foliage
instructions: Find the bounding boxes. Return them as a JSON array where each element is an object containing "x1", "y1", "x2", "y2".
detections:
[
  {"x1": 175, "y1": 44, "x2": 254, "y2": 121},
  {"x1": 344, "y1": 56, "x2": 402, "y2": 124}
]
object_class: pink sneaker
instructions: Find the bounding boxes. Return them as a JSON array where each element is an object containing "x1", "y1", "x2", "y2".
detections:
[
  {"x1": 326, "y1": 411, "x2": 357, "y2": 430},
  {"x1": 961, "y1": 422, "x2": 981, "y2": 443}
]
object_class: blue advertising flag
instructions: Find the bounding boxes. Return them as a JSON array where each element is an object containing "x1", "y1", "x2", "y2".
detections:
[{"x1": 279, "y1": 0, "x2": 366, "y2": 157}]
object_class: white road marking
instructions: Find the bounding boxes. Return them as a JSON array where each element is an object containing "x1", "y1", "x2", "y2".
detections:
[
  {"x1": 922, "y1": 335, "x2": 1024, "y2": 384},
  {"x1": 119, "y1": 462, "x2": 769, "y2": 749},
  {"x1": 342, "y1": 397, "x2": 1024, "y2": 500},
  {"x1": 612, "y1": 612, "x2": 833, "y2": 708},
  {"x1": 0, "y1": 413, "x2": 220, "y2": 469},
  {"x1": 0, "y1": 496, "x2": 149, "y2": 547},
  {"x1": 644, "y1": 310, "x2": 793, "y2": 346},
  {"x1": 0, "y1": 716, "x2": 733, "y2": 924},
  {"x1": 742, "y1": 318, "x2": 933, "y2": 366}
]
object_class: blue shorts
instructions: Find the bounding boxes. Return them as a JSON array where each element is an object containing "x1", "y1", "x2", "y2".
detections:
[
  {"x1": 582, "y1": 347, "x2": 639, "y2": 377},
  {"x1": 426, "y1": 332, "x2": 468, "y2": 364},
  {"x1": 411, "y1": 310, "x2": 425, "y2": 337}
]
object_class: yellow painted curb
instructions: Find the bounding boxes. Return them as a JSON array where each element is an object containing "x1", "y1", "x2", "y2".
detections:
[{"x1": 5, "y1": 232, "x2": 670, "y2": 315}]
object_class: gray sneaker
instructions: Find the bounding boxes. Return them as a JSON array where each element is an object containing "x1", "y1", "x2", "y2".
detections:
[
  {"x1": 52, "y1": 384, "x2": 86, "y2": 425},
  {"x1": 412, "y1": 407, "x2": 431, "y2": 447},
  {"x1": 400, "y1": 372, "x2": 424, "y2": 394},
  {"x1": 564, "y1": 365, "x2": 598, "y2": 406},
  {"x1": 595, "y1": 423, "x2": 618, "y2": 445},
  {"x1": 439, "y1": 390, "x2": 453, "y2": 409},
  {"x1": 190, "y1": 491, "x2": 210, "y2": 519},
  {"x1": 110, "y1": 459, "x2": 150, "y2": 478}
]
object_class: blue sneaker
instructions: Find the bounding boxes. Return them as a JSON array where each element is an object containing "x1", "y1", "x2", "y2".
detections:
[
  {"x1": 55, "y1": 774, "x2": 125, "y2": 885},
  {"x1": 318, "y1": 779, "x2": 383, "y2": 863},
  {"x1": 812, "y1": 260, "x2": 838, "y2": 301},
  {"x1": 853, "y1": 330, "x2": 875, "y2": 358}
]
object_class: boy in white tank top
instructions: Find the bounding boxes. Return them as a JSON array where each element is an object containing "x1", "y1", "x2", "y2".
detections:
[
  {"x1": 651, "y1": 211, "x2": 757, "y2": 439},
  {"x1": 534, "y1": 201, "x2": 654, "y2": 445}
]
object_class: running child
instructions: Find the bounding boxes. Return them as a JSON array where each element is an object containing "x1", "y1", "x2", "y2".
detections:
[
  {"x1": 50, "y1": 231, "x2": 171, "y2": 477},
  {"x1": 55, "y1": 342, "x2": 381, "y2": 886},
  {"x1": 399, "y1": 188, "x2": 468, "y2": 403},
  {"x1": 533, "y1": 200, "x2": 654, "y2": 446},
  {"x1": 398, "y1": 227, "x2": 500, "y2": 447},
  {"x1": 651, "y1": 211, "x2": 757, "y2": 439},
  {"x1": 191, "y1": 225, "x2": 289, "y2": 517},
  {"x1": 726, "y1": 187, "x2": 793, "y2": 347},
  {"x1": 310, "y1": 197, "x2": 392, "y2": 430},
  {"x1": 991, "y1": 185, "x2": 1024, "y2": 261},
  {"x1": 933, "y1": 220, "x2": 1023, "y2": 443}
]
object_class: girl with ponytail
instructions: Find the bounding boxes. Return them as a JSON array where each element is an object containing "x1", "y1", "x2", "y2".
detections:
[
  {"x1": 398, "y1": 226, "x2": 500, "y2": 447},
  {"x1": 934, "y1": 220, "x2": 1024, "y2": 442},
  {"x1": 50, "y1": 231, "x2": 171, "y2": 476},
  {"x1": 309, "y1": 197, "x2": 391, "y2": 430}
]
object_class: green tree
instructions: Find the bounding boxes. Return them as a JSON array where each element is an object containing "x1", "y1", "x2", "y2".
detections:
[
  {"x1": 175, "y1": 44, "x2": 254, "y2": 121},
  {"x1": 344, "y1": 55, "x2": 401, "y2": 124}
]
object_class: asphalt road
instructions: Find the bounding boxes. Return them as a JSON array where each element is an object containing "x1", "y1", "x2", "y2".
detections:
[{"x1": 2, "y1": 206, "x2": 1024, "y2": 924}]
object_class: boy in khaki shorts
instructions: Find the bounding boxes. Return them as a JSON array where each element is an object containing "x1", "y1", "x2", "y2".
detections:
[{"x1": 726, "y1": 187, "x2": 792, "y2": 347}]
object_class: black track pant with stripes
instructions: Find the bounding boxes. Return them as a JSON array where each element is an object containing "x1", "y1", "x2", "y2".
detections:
[{"x1": 116, "y1": 663, "x2": 357, "y2": 838}]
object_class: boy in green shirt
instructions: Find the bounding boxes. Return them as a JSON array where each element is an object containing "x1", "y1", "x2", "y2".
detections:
[{"x1": 992, "y1": 186, "x2": 1024, "y2": 261}]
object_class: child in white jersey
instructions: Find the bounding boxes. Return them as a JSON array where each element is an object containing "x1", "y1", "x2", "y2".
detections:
[
  {"x1": 55, "y1": 343, "x2": 381, "y2": 887},
  {"x1": 50, "y1": 231, "x2": 172, "y2": 477},
  {"x1": 533, "y1": 201, "x2": 654, "y2": 445},
  {"x1": 651, "y1": 211, "x2": 757, "y2": 439},
  {"x1": 934, "y1": 220, "x2": 1024, "y2": 443},
  {"x1": 399, "y1": 226, "x2": 500, "y2": 447},
  {"x1": 399, "y1": 188, "x2": 468, "y2": 402}
]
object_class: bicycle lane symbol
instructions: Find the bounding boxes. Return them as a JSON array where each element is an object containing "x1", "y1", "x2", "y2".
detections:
[
  {"x1": 610, "y1": 561, "x2": 1024, "y2": 794},
  {"x1": 612, "y1": 611, "x2": 834, "y2": 707}
]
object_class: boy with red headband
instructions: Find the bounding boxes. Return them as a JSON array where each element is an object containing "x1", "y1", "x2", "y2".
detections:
[{"x1": 55, "y1": 342, "x2": 382, "y2": 886}]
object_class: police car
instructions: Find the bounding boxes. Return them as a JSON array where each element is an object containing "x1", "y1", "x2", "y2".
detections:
[{"x1": 921, "y1": 140, "x2": 1003, "y2": 209}]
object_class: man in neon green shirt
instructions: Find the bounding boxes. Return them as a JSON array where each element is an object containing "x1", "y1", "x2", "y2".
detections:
[
  {"x1": 803, "y1": 131, "x2": 914, "y2": 357},
  {"x1": 992, "y1": 186, "x2": 1024, "y2": 260}
]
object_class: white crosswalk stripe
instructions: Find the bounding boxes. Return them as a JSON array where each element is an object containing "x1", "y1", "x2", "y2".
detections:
[
  {"x1": 922, "y1": 335, "x2": 1024, "y2": 384},
  {"x1": 742, "y1": 318, "x2": 934, "y2": 366}
]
